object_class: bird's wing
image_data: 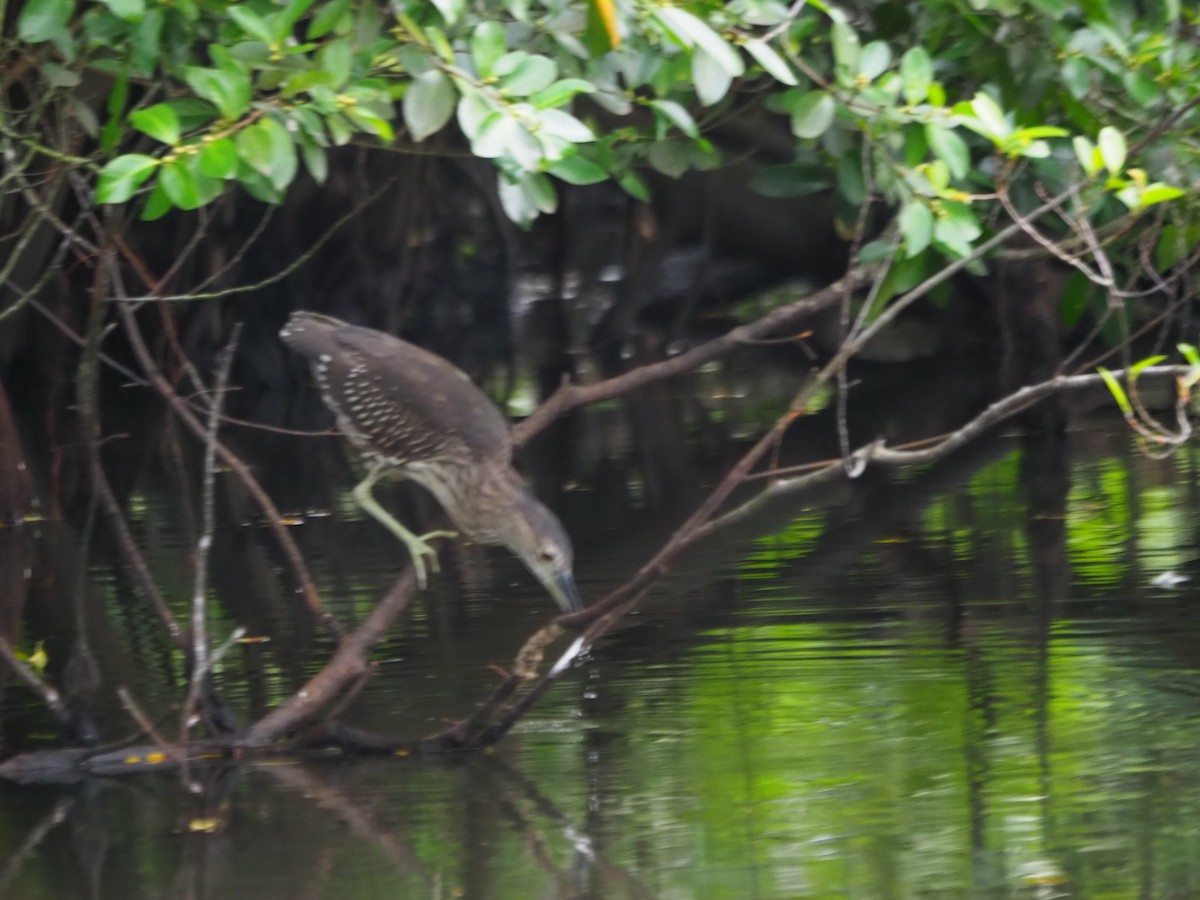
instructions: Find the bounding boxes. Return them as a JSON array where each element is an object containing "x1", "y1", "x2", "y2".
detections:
[{"x1": 329, "y1": 323, "x2": 514, "y2": 463}]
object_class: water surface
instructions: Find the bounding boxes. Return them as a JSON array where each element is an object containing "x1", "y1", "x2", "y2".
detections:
[{"x1": 2, "y1": 402, "x2": 1200, "y2": 899}]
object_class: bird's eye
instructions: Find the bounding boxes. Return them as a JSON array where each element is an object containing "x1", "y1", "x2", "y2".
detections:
[{"x1": 538, "y1": 547, "x2": 558, "y2": 564}]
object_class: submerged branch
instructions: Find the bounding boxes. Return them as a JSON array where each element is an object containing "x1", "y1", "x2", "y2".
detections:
[{"x1": 240, "y1": 571, "x2": 420, "y2": 747}]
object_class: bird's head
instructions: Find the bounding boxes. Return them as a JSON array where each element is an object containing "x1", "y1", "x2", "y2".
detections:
[{"x1": 506, "y1": 486, "x2": 582, "y2": 614}]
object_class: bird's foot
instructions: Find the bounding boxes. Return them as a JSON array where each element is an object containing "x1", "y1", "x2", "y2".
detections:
[{"x1": 405, "y1": 530, "x2": 457, "y2": 588}]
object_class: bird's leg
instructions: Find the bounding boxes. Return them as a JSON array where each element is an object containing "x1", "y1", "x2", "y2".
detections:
[{"x1": 351, "y1": 465, "x2": 456, "y2": 589}]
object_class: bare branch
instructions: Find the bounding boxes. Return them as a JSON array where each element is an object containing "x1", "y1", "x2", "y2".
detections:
[
  {"x1": 180, "y1": 325, "x2": 242, "y2": 776},
  {"x1": 512, "y1": 264, "x2": 879, "y2": 447},
  {"x1": 241, "y1": 571, "x2": 419, "y2": 747}
]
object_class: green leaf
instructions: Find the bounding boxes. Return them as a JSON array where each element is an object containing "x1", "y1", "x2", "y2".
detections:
[
  {"x1": 198, "y1": 138, "x2": 238, "y2": 178},
  {"x1": 318, "y1": 39, "x2": 353, "y2": 89},
  {"x1": 858, "y1": 41, "x2": 891, "y2": 81},
  {"x1": 859, "y1": 240, "x2": 892, "y2": 264},
  {"x1": 968, "y1": 92, "x2": 1010, "y2": 140},
  {"x1": 743, "y1": 40, "x2": 797, "y2": 86},
  {"x1": 229, "y1": 6, "x2": 276, "y2": 44},
  {"x1": 922, "y1": 160, "x2": 950, "y2": 192},
  {"x1": 520, "y1": 172, "x2": 557, "y2": 213},
  {"x1": 497, "y1": 175, "x2": 538, "y2": 227},
  {"x1": 1155, "y1": 225, "x2": 1183, "y2": 271},
  {"x1": 1091, "y1": 22, "x2": 1129, "y2": 58},
  {"x1": 276, "y1": 0, "x2": 317, "y2": 39},
  {"x1": 692, "y1": 46, "x2": 733, "y2": 106},
  {"x1": 1011, "y1": 126, "x2": 1069, "y2": 140},
  {"x1": 1098, "y1": 367, "x2": 1133, "y2": 416},
  {"x1": 1137, "y1": 184, "x2": 1183, "y2": 207},
  {"x1": 1115, "y1": 185, "x2": 1141, "y2": 210},
  {"x1": 168, "y1": 98, "x2": 218, "y2": 133},
  {"x1": 129, "y1": 103, "x2": 181, "y2": 145},
  {"x1": 344, "y1": 107, "x2": 394, "y2": 143},
  {"x1": 183, "y1": 67, "x2": 251, "y2": 120},
  {"x1": 18, "y1": 0, "x2": 74, "y2": 43},
  {"x1": 101, "y1": 71, "x2": 129, "y2": 153},
  {"x1": 456, "y1": 87, "x2": 496, "y2": 140},
  {"x1": 617, "y1": 170, "x2": 651, "y2": 202},
  {"x1": 1073, "y1": 136, "x2": 1100, "y2": 176},
  {"x1": 1123, "y1": 70, "x2": 1157, "y2": 106},
  {"x1": 837, "y1": 152, "x2": 867, "y2": 204},
  {"x1": 1178, "y1": 344, "x2": 1200, "y2": 369},
  {"x1": 925, "y1": 124, "x2": 969, "y2": 179},
  {"x1": 582, "y1": 0, "x2": 620, "y2": 54},
  {"x1": 651, "y1": 99, "x2": 699, "y2": 139},
  {"x1": 308, "y1": 0, "x2": 348, "y2": 39},
  {"x1": 1097, "y1": 126, "x2": 1125, "y2": 174},
  {"x1": 301, "y1": 141, "x2": 328, "y2": 183},
  {"x1": 471, "y1": 21, "x2": 507, "y2": 77},
  {"x1": 498, "y1": 54, "x2": 558, "y2": 96},
  {"x1": 140, "y1": 179, "x2": 172, "y2": 221},
  {"x1": 899, "y1": 201, "x2": 933, "y2": 257},
  {"x1": 1012, "y1": 140, "x2": 1051, "y2": 159},
  {"x1": 655, "y1": 8, "x2": 744, "y2": 77},
  {"x1": 537, "y1": 108, "x2": 594, "y2": 143},
  {"x1": 430, "y1": 0, "x2": 465, "y2": 25},
  {"x1": 789, "y1": 91, "x2": 835, "y2": 139},
  {"x1": 101, "y1": 0, "x2": 145, "y2": 21},
  {"x1": 425, "y1": 24, "x2": 456, "y2": 63},
  {"x1": 236, "y1": 164, "x2": 285, "y2": 204},
  {"x1": 1129, "y1": 355, "x2": 1167, "y2": 382},
  {"x1": 891, "y1": 251, "x2": 927, "y2": 294},
  {"x1": 96, "y1": 154, "x2": 159, "y2": 203},
  {"x1": 530, "y1": 79, "x2": 596, "y2": 109},
  {"x1": 1061, "y1": 58, "x2": 1091, "y2": 99},
  {"x1": 548, "y1": 154, "x2": 609, "y2": 185},
  {"x1": 472, "y1": 111, "x2": 527, "y2": 159},
  {"x1": 933, "y1": 200, "x2": 981, "y2": 256},
  {"x1": 159, "y1": 160, "x2": 201, "y2": 210},
  {"x1": 830, "y1": 21, "x2": 859, "y2": 72},
  {"x1": 403, "y1": 69, "x2": 456, "y2": 141},
  {"x1": 648, "y1": 141, "x2": 690, "y2": 178},
  {"x1": 236, "y1": 117, "x2": 297, "y2": 191},
  {"x1": 282, "y1": 70, "x2": 335, "y2": 97},
  {"x1": 187, "y1": 155, "x2": 225, "y2": 206},
  {"x1": 899, "y1": 47, "x2": 932, "y2": 104}
]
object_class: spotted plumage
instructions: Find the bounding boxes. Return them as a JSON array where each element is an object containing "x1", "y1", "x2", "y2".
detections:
[{"x1": 280, "y1": 312, "x2": 581, "y2": 612}]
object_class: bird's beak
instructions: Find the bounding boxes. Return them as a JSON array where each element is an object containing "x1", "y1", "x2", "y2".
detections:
[{"x1": 548, "y1": 569, "x2": 583, "y2": 613}]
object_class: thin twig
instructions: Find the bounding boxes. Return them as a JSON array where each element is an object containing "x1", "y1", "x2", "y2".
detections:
[
  {"x1": 117, "y1": 179, "x2": 396, "y2": 303},
  {"x1": 180, "y1": 325, "x2": 242, "y2": 786}
]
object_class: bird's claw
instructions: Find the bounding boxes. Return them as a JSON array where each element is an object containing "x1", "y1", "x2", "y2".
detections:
[{"x1": 408, "y1": 530, "x2": 457, "y2": 588}]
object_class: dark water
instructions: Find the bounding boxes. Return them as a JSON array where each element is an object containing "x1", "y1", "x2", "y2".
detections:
[{"x1": 3, "y1": 382, "x2": 1200, "y2": 898}]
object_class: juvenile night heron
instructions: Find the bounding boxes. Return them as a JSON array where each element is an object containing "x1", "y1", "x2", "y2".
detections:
[{"x1": 280, "y1": 312, "x2": 581, "y2": 613}]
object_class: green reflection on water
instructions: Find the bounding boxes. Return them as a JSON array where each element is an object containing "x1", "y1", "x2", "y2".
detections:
[{"x1": 5, "y1": 434, "x2": 1200, "y2": 899}]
